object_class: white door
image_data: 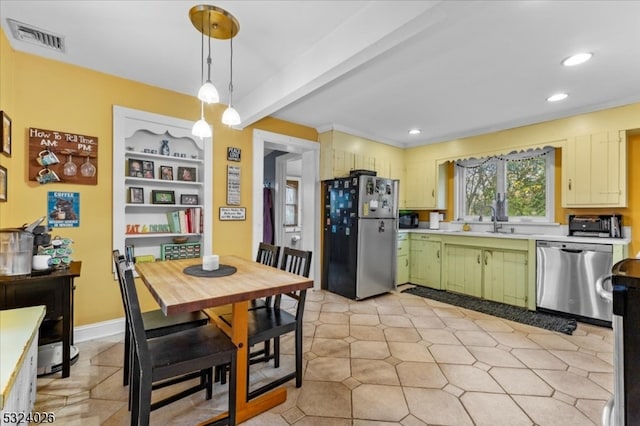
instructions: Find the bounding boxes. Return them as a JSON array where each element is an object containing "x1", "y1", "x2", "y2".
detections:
[{"x1": 275, "y1": 154, "x2": 302, "y2": 249}]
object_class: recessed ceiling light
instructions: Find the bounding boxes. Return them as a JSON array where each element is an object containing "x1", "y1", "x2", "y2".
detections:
[
  {"x1": 547, "y1": 93, "x2": 568, "y2": 102},
  {"x1": 408, "y1": 128, "x2": 421, "y2": 135},
  {"x1": 562, "y1": 52, "x2": 593, "y2": 67}
]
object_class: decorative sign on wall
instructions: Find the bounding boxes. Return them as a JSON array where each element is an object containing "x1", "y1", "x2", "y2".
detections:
[
  {"x1": 29, "y1": 127, "x2": 98, "y2": 185},
  {"x1": 227, "y1": 146, "x2": 241, "y2": 162},
  {"x1": 227, "y1": 165, "x2": 241, "y2": 205},
  {"x1": 48, "y1": 191, "x2": 80, "y2": 228},
  {"x1": 219, "y1": 207, "x2": 246, "y2": 221}
]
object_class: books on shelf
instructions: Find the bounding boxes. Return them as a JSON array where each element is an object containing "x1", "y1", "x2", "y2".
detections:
[{"x1": 165, "y1": 207, "x2": 202, "y2": 234}]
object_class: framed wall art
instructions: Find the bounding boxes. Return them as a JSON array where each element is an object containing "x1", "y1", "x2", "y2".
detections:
[
  {"x1": 0, "y1": 165, "x2": 6, "y2": 201},
  {"x1": 1, "y1": 111, "x2": 11, "y2": 157},
  {"x1": 128, "y1": 187, "x2": 144, "y2": 204},
  {"x1": 180, "y1": 194, "x2": 199, "y2": 205},
  {"x1": 160, "y1": 165, "x2": 173, "y2": 180},
  {"x1": 177, "y1": 166, "x2": 196, "y2": 182},
  {"x1": 151, "y1": 190, "x2": 175, "y2": 204}
]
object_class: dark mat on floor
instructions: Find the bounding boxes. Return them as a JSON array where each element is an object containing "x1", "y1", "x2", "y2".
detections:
[{"x1": 402, "y1": 286, "x2": 577, "y2": 335}]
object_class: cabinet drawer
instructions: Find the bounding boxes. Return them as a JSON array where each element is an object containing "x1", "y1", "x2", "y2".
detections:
[{"x1": 410, "y1": 234, "x2": 441, "y2": 242}]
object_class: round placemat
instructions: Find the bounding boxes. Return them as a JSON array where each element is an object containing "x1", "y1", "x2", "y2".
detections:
[{"x1": 183, "y1": 264, "x2": 237, "y2": 277}]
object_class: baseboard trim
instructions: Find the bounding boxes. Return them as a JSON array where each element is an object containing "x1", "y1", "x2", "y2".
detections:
[{"x1": 74, "y1": 317, "x2": 124, "y2": 343}]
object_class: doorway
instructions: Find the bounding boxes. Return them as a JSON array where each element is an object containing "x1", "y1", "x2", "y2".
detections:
[{"x1": 252, "y1": 130, "x2": 320, "y2": 288}]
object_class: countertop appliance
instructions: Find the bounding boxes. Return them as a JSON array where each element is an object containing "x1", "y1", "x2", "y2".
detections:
[
  {"x1": 599, "y1": 258, "x2": 640, "y2": 426},
  {"x1": 399, "y1": 212, "x2": 419, "y2": 229},
  {"x1": 568, "y1": 214, "x2": 623, "y2": 238},
  {"x1": 322, "y1": 175, "x2": 398, "y2": 300},
  {"x1": 536, "y1": 240, "x2": 613, "y2": 325}
]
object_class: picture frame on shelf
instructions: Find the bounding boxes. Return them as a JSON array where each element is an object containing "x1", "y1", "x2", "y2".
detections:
[
  {"x1": 159, "y1": 165, "x2": 173, "y2": 180},
  {"x1": 0, "y1": 165, "x2": 7, "y2": 202},
  {"x1": 128, "y1": 186, "x2": 144, "y2": 204},
  {"x1": 151, "y1": 189, "x2": 175, "y2": 204},
  {"x1": 177, "y1": 166, "x2": 196, "y2": 182},
  {"x1": 128, "y1": 159, "x2": 143, "y2": 177},
  {"x1": 180, "y1": 194, "x2": 199, "y2": 205},
  {"x1": 142, "y1": 160, "x2": 155, "y2": 179},
  {"x1": 1, "y1": 111, "x2": 11, "y2": 157}
]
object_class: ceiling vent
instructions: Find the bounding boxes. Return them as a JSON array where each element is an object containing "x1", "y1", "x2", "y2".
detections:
[{"x1": 7, "y1": 19, "x2": 66, "y2": 53}]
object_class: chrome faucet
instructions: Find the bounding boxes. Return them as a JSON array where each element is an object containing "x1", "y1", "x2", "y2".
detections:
[{"x1": 488, "y1": 206, "x2": 503, "y2": 233}]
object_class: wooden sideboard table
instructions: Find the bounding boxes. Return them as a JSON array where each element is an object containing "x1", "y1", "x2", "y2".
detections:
[{"x1": 0, "y1": 262, "x2": 81, "y2": 378}]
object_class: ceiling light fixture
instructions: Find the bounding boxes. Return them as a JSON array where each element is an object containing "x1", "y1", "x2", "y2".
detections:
[
  {"x1": 562, "y1": 52, "x2": 593, "y2": 67},
  {"x1": 189, "y1": 5, "x2": 240, "y2": 136},
  {"x1": 408, "y1": 128, "x2": 421, "y2": 135},
  {"x1": 547, "y1": 93, "x2": 568, "y2": 102}
]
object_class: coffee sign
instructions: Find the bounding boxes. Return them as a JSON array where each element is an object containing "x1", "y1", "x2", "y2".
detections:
[{"x1": 29, "y1": 127, "x2": 99, "y2": 185}]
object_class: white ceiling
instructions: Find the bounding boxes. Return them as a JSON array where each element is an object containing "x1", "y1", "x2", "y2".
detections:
[{"x1": 2, "y1": 1, "x2": 640, "y2": 148}]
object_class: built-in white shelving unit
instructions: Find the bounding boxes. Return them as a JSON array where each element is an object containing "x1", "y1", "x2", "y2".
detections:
[{"x1": 112, "y1": 106, "x2": 212, "y2": 262}]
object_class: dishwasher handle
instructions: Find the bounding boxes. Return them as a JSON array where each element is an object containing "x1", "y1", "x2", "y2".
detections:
[{"x1": 596, "y1": 274, "x2": 613, "y2": 302}]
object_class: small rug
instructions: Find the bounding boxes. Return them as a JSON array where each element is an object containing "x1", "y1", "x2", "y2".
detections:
[{"x1": 402, "y1": 286, "x2": 577, "y2": 335}]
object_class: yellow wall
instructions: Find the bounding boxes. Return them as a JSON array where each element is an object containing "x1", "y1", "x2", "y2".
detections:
[{"x1": 0, "y1": 30, "x2": 317, "y2": 326}]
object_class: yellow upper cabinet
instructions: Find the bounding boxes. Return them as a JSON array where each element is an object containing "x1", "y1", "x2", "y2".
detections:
[
  {"x1": 404, "y1": 160, "x2": 446, "y2": 210},
  {"x1": 562, "y1": 130, "x2": 627, "y2": 207}
]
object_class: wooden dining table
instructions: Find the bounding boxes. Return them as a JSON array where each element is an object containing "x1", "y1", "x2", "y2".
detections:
[{"x1": 134, "y1": 255, "x2": 313, "y2": 424}]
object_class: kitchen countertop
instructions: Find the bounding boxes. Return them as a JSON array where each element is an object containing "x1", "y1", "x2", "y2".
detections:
[
  {"x1": 0, "y1": 305, "x2": 46, "y2": 409},
  {"x1": 399, "y1": 228, "x2": 630, "y2": 245}
]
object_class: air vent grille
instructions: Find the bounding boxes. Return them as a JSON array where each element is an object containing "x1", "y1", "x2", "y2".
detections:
[{"x1": 7, "y1": 19, "x2": 66, "y2": 53}]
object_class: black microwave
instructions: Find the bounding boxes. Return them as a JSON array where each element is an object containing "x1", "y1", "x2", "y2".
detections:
[{"x1": 399, "y1": 212, "x2": 419, "y2": 228}]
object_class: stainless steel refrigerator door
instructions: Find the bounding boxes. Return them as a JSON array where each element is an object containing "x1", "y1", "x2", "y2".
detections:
[
  {"x1": 358, "y1": 176, "x2": 398, "y2": 219},
  {"x1": 356, "y1": 218, "x2": 396, "y2": 299}
]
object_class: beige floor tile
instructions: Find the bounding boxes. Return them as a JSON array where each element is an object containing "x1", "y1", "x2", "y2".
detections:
[
  {"x1": 528, "y1": 333, "x2": 579, "y2": 350},
  {"x1": 489, "y1": 367, "x2": 553, "y2": 396},
  {"x1": 45, "y1": 398, "x2": 127, "y2": 426},
  {"x1": 319, "y1": 312, "x2": 350, "y2": 324},
  {"x1": 298, "y1": 416, "x2": 352, "y2": 426},
  {"x1": 429, "y1": 344, "x2": 476, "y2": 365},
  {"x1": 475, "y1": 318, "x2": 515, "y2": 332},
  {"x1": 575, "y1": 398, "x2": 609, "y2": 425},
  {"x1": 461, "y1": 392, "x2": 532, "y2": 426},
  {"x1": 310, "y1": 337, "x2": 350, "y2": 358},
  {"x1": 404, "y1": 388, "x2": 473, "y2": 425},
  {"x1": 455, "y1": 330, "x2": 497, "y2": 347},
  {"x1": 442, "y1": 317, "x2": 481, "y2": 331},
  {"x1": 433, "y1": 307, "x2": 465, "y2": 318},
  {"x1": 296, "y1": 381, "x2": 352, "y2": 418},
  {"x1": 396, "y1": 361, "x2": 446, "y2": 388},
  {"x1": 350, "y1": 324, "x2": 386, "y2": 341},
  {"x1": 511, "y1": 348, "x2": 568, "y2": 370},
  {"x1": 383, "y1": 327, "x2": 421, "y2": 342},
  {"x1": 403, "y1": 305, "x2": 436, "y2": 317},
  {"x1": 350, "y1": 313, "x2": 380, "y2": 326},
  {"x1": 352, "y1": 384, "x2": 408, "y2": 422},
  {"x1": 380, "y1": 314, "x2": 414, "y2": 328},
  {"x1": 348, "y1": 302, "x2": 379, "y2": 314},
  {"x1": 90, "y1": 342, "x2": 124, "y2": 367},
  {"x1": 467, "y1": 346, "x2": 525, "y2": 368},
  {"x1": 350, "y1": 341, "x2": 391, "y2": 359},
  {"x1": 589, "y1": 372, "x2": 613, "y2": 393},
  {"x1": 377, "y1": 305, "x2": 407, "y2": 315},
  {"x1": 439, "y1": 364, "x2": 503, "y2": 393},
  {"x1": 533, "y1": 369, "x2": 611, "y2": 399},
  {"x1": 549, "y1": 349, "x2": 613, "y2": 373},
  {"x1": 388, "y1": 342, "x2": 434, "y2": 362},
  {"x1": 417, "y1": 328, "x2": 461, "y2": 345},
  {"x1": 410, "y1": 316, "x2": 446, "y2": 329},
  {"x1": 513, "y1": 395, "x2": 596, "y2": 426},
  {"x1": 399, "y1": 414, "x2": 428, "y2": 426},
  {"x1": 315, "y1": 324, "x2": 350, "y2": 339},
  {"x1": 321, "y1": 302, "x2": 350, "y2": 313},
  {"x1": 351, "y1": 359, "x2": 400, "y2": 385},
  {"x1": 489, "y1": 331, "x2": 541, "y2": 349},
  {"x1": 305, "y1": 357, "x2": 351, "y2": 382}
]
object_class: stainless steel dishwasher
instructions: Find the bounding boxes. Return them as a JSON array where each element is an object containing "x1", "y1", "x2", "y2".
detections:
[{"x1": 536, "y1": 240, "x2": 613, "y2": 324}]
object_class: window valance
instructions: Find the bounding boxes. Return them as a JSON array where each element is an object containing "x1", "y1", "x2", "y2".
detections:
[{"x1": 455, "y1": 146, "x2": 555, "y2": 169}]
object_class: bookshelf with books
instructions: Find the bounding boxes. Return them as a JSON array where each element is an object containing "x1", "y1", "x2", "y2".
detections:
[{"x1": 113, "y1": 106, "x2": 212, "y2": 265}]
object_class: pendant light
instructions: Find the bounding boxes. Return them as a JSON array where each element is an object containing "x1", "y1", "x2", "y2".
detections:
[
  {"x1": 189, "y1": 5, "x2": 240, "y2": 134},
  {"x1": 192, "y1": 101, "x2": 212, "y2": 138},
  {"x1": 222, "y1": 31, "x2": 241, "y2": 126},
  {"x1": 197, "y1": 9, "x2": 219, "y2": 104}
]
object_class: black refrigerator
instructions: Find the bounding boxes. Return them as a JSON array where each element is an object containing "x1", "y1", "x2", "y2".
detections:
[
  {"x1": 601, "y1": 258, "x2": 640, "y2": 425},
  {"x1": 322, "y1": 174, "x2": 399, "y2": 300}
]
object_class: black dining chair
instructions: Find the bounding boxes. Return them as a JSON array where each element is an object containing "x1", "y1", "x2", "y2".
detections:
[
  {"x1": 112, "y1": 250, "x2": 210, "y2": 387},
  {"x1": 249, "y1": 242, "x2": 281, "y2": 311},
  {"x1": 113, "y1": 253, "x2": 237, "y2": 426},
  {"x1": 226, "y1": 247, "x2": 312, "y2": 400}
]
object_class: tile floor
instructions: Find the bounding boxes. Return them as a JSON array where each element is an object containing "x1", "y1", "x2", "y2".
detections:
[{"x1": 35, "y1": 286, "x2": 613, "y2": 425}]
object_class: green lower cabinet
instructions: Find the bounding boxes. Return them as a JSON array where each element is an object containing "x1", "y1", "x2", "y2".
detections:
[
  {"x1": 444, "y1": 245, "x2": 482, "y2": 297},
  {"x1": 410, "y1": 235, "x2": 441, "y2": 289},
  {"x1": 396, "y1": 234, "x2": 410, "y2": 285},
  {"x1": 483, "y1": 249, "x2": 528, "y2": 307}
]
